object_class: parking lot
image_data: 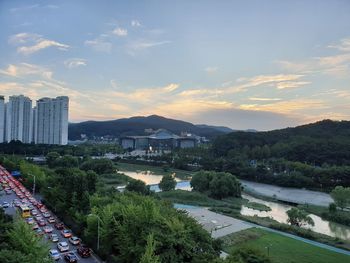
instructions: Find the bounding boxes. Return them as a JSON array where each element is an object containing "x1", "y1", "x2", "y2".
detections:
[{"x1": 0, "y1": 166, "x2": 101, "y2": 263}]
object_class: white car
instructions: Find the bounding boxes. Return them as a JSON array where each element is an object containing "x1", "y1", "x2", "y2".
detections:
[
  {"x1": 69, "y1": 236, "x2": 81, "y2": 245},
  {"x1": 49, "y1": 249, "x2": 60, "y2": 261},
  {"x1": 57, "y1": 241, "x2": 69, "y2": 252},
  {"x1": 50, "y1": 233, "x2": 59, "y2": 242}
]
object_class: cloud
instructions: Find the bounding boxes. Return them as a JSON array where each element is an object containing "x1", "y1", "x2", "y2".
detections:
[
  {"x1": 131, "y1": 20, "x2": 141, "y2": 27},
  {"x1": 276, "y1": 81, "x2": 310, "y2": 90},
  {"x1": 223, "y1": 74, "x2": 305, "y2": 94},
  {"x1": 64, "y1": 58, "x2": 87, "y2": 69},
  {"x1": 239, "y1": 99, "x2": 327, "y2": 114},
  {"x1": 205, "y1": 67, "x2": 218, "y2": 73},
  {"x1": 9, "y1": 32, "x2": 69, "y2": 55},
  {"x1": 85, "y1": 38, "x2": 112, "y2": 52},
  {"x1": 328, "y1": 38, "x2": 350, "y2": 52},
  {"x1": 128, "y1": 40, "x2": 171, "y2": 52},
  {"x1": 249, "y1": 97, "x2": 282, "y2": 101},
  {"x1": 113, "y1": 27, "x2": 128, "y2": 36},
  {"x1": 277, "y1": 38, "x2": 350, "y2": 77},
  {"x1": 0, "y1": 63, "x2": 53, "y2": 79},
  {"x1": 110, "y1": 79, "x2": 118, "y2": 89},
  {"x1": 18, "y1": 40, "x2": 69, "y2": 55}
]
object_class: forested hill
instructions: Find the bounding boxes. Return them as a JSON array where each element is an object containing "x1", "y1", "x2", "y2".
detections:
[
  {"x1": 68, "y1": 115, "x2": 233, "y2": 140},
  {"x1": 212, "y1": 120, "x2": 350, "y2": 166}
]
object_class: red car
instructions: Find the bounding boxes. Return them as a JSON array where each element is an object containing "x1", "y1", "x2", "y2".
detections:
[
  {"x1": 38, "y1": 219, "x2": 46, "y2": 227},
  {"x1": 55, "y1": 222, "x2": 64, "y2": 230},
  {"x1": 61, "y1": 229, "x2": 72, "y2": 238},
  {"x1": 77, "y1": 245, "x2": 91, "y2": 258}
]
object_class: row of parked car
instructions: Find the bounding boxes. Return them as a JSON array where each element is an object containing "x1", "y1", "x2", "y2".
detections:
[{"x1": 0, "y1": 166, "x2": 92, "y2": 262}]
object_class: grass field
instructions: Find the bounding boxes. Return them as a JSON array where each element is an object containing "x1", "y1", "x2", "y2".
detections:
[
  {"x1": 220, "y1": 228, "x2": 350, "y2": 263},
  {"x1": 117, "y1": 162, "x2": 194, "y2": 180}
]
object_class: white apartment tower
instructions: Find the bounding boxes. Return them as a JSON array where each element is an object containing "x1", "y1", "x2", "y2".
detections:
[
  {"x1": 35, "y1": 96, "x2": 69, "y2": 145},
  {"x1": 5, "y1": 95, "x2": 33, "y2": 143},
  {"x1": 0, "y1": 96, "x2": 5, "y2": 143}
]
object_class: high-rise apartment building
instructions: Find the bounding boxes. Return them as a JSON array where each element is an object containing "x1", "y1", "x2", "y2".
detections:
[
  {"x1": 5, "y1": 95, "x2": 33, "y2": 143},
  {"x1": 0, "y1": 96, "x2": 5, "y2": 143},
  {"x1": 34, "y1": 96, "x2": 69, "y2": 145}
]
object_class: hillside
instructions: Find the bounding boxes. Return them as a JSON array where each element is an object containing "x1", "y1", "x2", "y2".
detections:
[
  {"x1": 68, "y1": 115, "x2": 232, "y2": 140},
  {"x1": 212, "y1": 120, "x2": 350, "y2": 165}
]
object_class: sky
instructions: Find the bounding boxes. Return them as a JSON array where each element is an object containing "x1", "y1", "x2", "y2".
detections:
[{"x1": 1, "y1": 0, "x2": 350, "y2": 130}]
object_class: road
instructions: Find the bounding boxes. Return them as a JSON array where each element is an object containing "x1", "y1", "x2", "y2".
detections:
[
  {"x1": 0, "y1": 168, "x2": 102, "y2": 263},
  {"x1": 180, "y1": 205, "x2": 350, "y2": 257}
]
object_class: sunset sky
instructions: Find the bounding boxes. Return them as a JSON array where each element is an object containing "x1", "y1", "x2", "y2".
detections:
[{"x1": 1, "y1": 0, "x2": 350, "y2": 130}]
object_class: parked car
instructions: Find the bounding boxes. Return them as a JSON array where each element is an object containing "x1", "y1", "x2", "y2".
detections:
[
  {"x1": 61, "y1": 229, "x2": 72, "y2": 238},
  {"x1": 55, "y1": 222, "x2": 64, "y2": 230},
  {"x1": 2, "y1": 201, "x2": 9, "y2": 208},
  {"x1": 26, "y1": 217, "x2": 35, "y2": 225},
  {"x1": 32, "y1": 223, "x2": 39, "y2": 230},
  {"x1": 38, "y1": 219, "x2": 46, "y2": 227},
  {"x1": 69, "y1": 236, "x2": 81, "y2": 245},
  {"x1": 64, "y1": 252, "x2": 78, "y2": 263},
  {"x1": 77, "y1": 245, "x2": 91, "y2": 258},
  {"x1": 44, "y1": 226, "x2": 53, "y2": 233},
  {"x1": 49, "y1": 249, "x2": 60, "y2": 261},
  {"x1": 48, "y1": 217, "x2": 56, "y2": 224},
  {"x1": 50, "y1": 233, "x2": 59, "y2": 242},
  {"x1": 57, "y1": 241, "x2": 69, "y2": 252},
  {"x1": 43, "y1": 212, "x2": 51, "y2": 218},
  {"x1": 35, "y1": 228, "x2": 44, "y2": 236}
]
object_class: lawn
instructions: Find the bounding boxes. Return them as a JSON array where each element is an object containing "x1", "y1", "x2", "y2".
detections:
[
  {"x1": 117, "y1": 162, "x2": 194, "y2": 180},
  {"x1": 220, "y1": 228, "x2": 350, "y2": 263}
]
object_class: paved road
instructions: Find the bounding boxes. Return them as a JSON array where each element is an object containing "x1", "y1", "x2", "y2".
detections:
[
  {"x1": 177, "y1": 205, "x2": 252, "y2": 238},
  {"x1": 0, "y1": 172, "x2": 101, "y2": 263},
  {"x1": 241, "y1": 180, "x2": 334, "y2": 207},
  {"x1": 180, "y1": 206, "x2": 350, "y2": 257}
]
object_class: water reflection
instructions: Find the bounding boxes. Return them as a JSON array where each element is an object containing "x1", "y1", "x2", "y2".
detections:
[
  {"x1": 120, "y1": 169, "x2": 350, "y2": 240},
  {"x1": 241, "y1": 194, "x2": 350, "y2": 240}
]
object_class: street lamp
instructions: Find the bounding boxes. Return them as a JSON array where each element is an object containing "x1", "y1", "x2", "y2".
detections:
[{"x1": 88, "y1": 214, "x2": 102, "y2": 251}]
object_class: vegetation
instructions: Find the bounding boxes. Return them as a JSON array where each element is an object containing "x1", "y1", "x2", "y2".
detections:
[
  {"x1": 190, "y1": 171, "x2": 241, "y2": 199},
  {"x1": 220, "y1": 228, "x2": 350, "y2": 263},
  {"x1": 0, "y1": 140, "x2": 123, "y2": 156},
  {"x1": 159, "y1": 174, "x2": 177, "y2": 191},
  {"x1": 149, "y1": 120, "x2": 350, "y2": 191},
  {"x1": 244, "y1": 202, "x2": 271, "y2": 212},
  {"x1": 299, "y1": 203, "x2": 350, "y2": 227},
  {"x1": 0, "y1": 210, "x2": 51, "y2": 263},
  {"x1": 330, "y1": 186, "x2": 350, "y2": 210},
  {"x1": 0, "y1": 155, "x2": 222, "y2": 262},
  {"x1": 286, "y1": 208, "x2": 315, "y2": 227}
]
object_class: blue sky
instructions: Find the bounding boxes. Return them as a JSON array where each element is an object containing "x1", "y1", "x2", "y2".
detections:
[{"x1": 1, "y1": 0, "x2": 350, "y2": 130}]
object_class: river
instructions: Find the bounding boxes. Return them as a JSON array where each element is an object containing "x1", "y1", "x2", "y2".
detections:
[{"x1": 120, "y1": 169, "x2": 350, "y2": 240}]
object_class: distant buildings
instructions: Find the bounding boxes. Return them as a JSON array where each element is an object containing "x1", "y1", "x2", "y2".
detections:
[
  {"x1": 120, "y1": 129, "x2": 197, "y2": 150},
  {"x1": 34, "y1": 96, "x2": 69, "y2": 145},
  {"x1": 0, "y1": 95, "x2": 69, "y2": 145}
]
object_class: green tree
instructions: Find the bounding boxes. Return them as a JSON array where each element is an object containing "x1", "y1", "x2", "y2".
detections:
[
  {"x1": 6, "y1": 216, "x2": 51, "y2": 263},
  {"x1": 139, "y1": 234, "x2": 160, "y2": 263},
  {"x1": 159, "y1": 174, "x2": 176, "y2": 192},
  {"x1": 126, "y1": 179, "x2": 151, "y2": 195},
  {"x1": 46, "y1": 152, "x2": 60, "y2": 168},
  {"x1": 286, "y1": 208, "x2": 314, "y2": 227},
  {"x1": 330, "y1": 186, "x2": 350, "y2": 210}
]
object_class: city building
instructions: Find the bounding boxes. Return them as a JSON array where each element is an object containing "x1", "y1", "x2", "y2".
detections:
[
  {"x1": 120, "y1": 129, "x2": 197, "y2": 150},
  {"x1": 0, "y1": 95, "x2": 69, "y2": 145},
  {"x1": 34, "y1": 96, "x2": 69, "y2": 145},
  {"x1": 0, "y1": 96, "x2": 5, "y2": 143},
  {"x1": 4, "y1": 95, "x2": 33, "y2": 143}
]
